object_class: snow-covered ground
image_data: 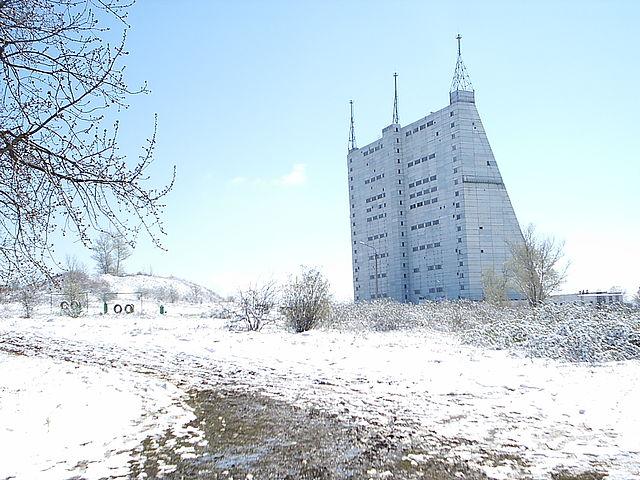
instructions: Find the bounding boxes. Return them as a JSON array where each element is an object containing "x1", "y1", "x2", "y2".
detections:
[
  {"x1": 0, "y1": 351, "x2": 199, "y2": 479},
  {"x1": 1, "y1": 301, "x2": 639, "y2": 479}
]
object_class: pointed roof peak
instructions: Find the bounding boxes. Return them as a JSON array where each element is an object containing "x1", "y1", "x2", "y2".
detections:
[{"x1": 450, "y1": 33, "x2": 474, "y2": 94}]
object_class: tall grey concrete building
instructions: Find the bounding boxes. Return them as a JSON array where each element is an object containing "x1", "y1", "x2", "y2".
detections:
[{"x1": 347, "y1": 36, "x2": 522, "y2": 302}]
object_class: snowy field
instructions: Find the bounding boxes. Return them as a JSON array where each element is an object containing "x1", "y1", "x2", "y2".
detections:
[
  {"x1": 1, "y1": 297, "x2": 639, "y2": 479},
  {"x1": 0, "y1": 352, "x2": 198, "y2": 479}
]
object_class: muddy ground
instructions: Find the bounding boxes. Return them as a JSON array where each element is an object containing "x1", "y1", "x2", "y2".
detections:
[{"x1": 127, "y1": 388, "x2": 491, "y2": 480}]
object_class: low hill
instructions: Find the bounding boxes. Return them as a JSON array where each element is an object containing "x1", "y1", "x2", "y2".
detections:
[{"x1": 98, "y1": 274, "x2": 219, "y2": 303}]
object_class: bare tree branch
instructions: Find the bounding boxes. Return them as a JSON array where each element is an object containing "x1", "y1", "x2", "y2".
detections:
[{"x1": 0, "y1": 0, "x2": 174, "y2": 282}]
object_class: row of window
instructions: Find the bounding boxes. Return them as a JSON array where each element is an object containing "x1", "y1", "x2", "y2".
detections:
[
  {"x1": 366, "y1": 232, "x2": 387, "y2": 241},
  {"x1": 366, "y1": 213, "x2": 387, "y2": 222},
  {"x1": 369, "y1": 272, "x2": 388, "y2": 279},
  {"x1": 409, "y1": 175, "x2": 437, "y2": 189},
  {"x1": 365, "y1": 192, "x2": 385, "y2": 203},
  {"x1": 409, "y1": 186, "x2": 437, "y2": 199},
  {"x1": 409, "y1": 197, "x2": 438, "y2": 210},
  {"x1": 404, "y1": 120, "x2": 436, "y2": 138},
  {"x1": 411, "y1": 242, "x2": 441, "y2": 252},
  {"x1": 405, "y1": 125, "x2": 424, "y2": 136},
  {"x1": 407, "y1": 153, "x2": 436, "y2": 168},
  {"x1": 362, "y1": 143, "x2": 384, "y2": 157},
  {"x1": 366, "y1": 202, "x2": 386, "y2": 213},
  {"x1": 364, "y1": 173, "x2": 384, "y2": 184},
  {"x1": 410, "y1": 219, "x2": 440, "y2": 231},
  {"x1": 369, "y1": 252, "x2": 389, "y2": 260},
  {"x1": 414, "y1": 287, "x2": 445, "y2": 295}
]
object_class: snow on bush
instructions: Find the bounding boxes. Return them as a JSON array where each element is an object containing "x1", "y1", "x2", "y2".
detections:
[{"x1": 328, "y1": 301, "x2": 640, "y2": 363}]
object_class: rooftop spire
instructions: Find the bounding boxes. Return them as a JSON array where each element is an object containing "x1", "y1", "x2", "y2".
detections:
[
  {"x1": 450, "y1": 33, "x2": 474, "y2": 93},
  {"x1": 392, "y1": 73, "x2": 399, "y2": 124},
  {"x1": 348, "y1": 100, "x2": 357, "y2": 151}
]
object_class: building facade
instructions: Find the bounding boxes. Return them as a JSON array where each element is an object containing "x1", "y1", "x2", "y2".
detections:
[
  {"x1": 347, "y1": 38, "x2": 522, "y2": 302},
  {"x1": 551, "y1": 291, "x2": 625, "y2": 306}
]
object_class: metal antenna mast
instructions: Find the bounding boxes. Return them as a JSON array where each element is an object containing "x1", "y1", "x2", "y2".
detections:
[
  {"x1": 392, "y1": 73, "x2": 399, "y2": 124},
  {"x1": 348, "y1": 100, "x2": 357, "y2": 151},
  {"x1": 450, "y1": 33, "x2": 474, "y2": 93}
]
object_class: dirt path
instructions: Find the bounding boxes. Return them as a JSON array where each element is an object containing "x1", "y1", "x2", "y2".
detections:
[{"x1": 128, "y1": 388, "x2": 490, "y2": 480}]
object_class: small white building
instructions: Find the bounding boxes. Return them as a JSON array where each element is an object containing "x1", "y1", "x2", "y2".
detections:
[{"x1": 550, "y1": 291, "x2": 624, "y2": 306}]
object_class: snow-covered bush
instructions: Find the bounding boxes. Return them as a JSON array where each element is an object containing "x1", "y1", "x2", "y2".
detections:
[
  {"x1": 329, "y1": 300, "x2": 421, "y2": 331},
  {"x1": 281, "y1": 267, "x2": 331, "y2": 333},
  {"x1": 236, "y1": 282, "x2": 277, "y2": 331},
  {"x1": 327, "y1": 300, "x2": 640, "y2": 362},
  {"x1": 15, "y1": 284, "x2": 40, "y2": 318},
  {"x1": 7, "y1": 277, "x2": 44, "y2": 318},
  {"x1": 147, "y1": 285, "x2": 181, "y2": 303},
  {"x1": 200, "y1": 303, "x2": 234, "y2": 320}
]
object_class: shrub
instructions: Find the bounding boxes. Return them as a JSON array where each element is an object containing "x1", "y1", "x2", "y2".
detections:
[
  {"x1": 282, "y1": 267, "x2": 331, "y2": 333},
  {"x1": 236, "y1": 281, "x2": 277, "y2": 331},
  {"x1": 326, "y1": 300, "x2": 640, "y2": 362}
]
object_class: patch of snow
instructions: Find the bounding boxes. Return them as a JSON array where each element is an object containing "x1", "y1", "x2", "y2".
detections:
[{"x1": 0, "y1": 351, "x2": 198, "y2": 480}]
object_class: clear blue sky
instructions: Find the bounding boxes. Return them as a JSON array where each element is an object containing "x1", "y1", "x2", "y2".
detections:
[{"x1": 64, "y1": 0, "x2": 640, "y2": 299}]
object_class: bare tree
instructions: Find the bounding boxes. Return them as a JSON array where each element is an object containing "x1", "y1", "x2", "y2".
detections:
[
  {"x1": 507, "y1": 224, "x2": 568, "y2": 307},
  {"x1": 282, "y1": 267, "x2": 331, "y2": 333},
  {"x1": 236, "y1": 281, "x2": 277, "y2": 331},
  {"x1": 9, "y1": 271, "x2": 44, "y2": 318},
  {"x1": 188, "y1": 284, "x2": 202, "y2": 304},
  {"x1": 482, "y1": 267, "x2": 509, "y2": 306},
  {"x1": 91, "y1": 232, "x2": 115, "y2": 275},
  {"x1": 112, "y1": 234, "x2": 132, "y2": 276},
  {"x1": 166, "y1": 284, "x2": 179, "y2": 303},
  {"x1": 17, "y1": 283, "x2": 40, "y2": 318},
  {"x1": 61, "y1": 255, "x2": 87, "y2": 316},
  {"x1": 0, "y1": 0, "x2": 174, "y2": 283}
]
